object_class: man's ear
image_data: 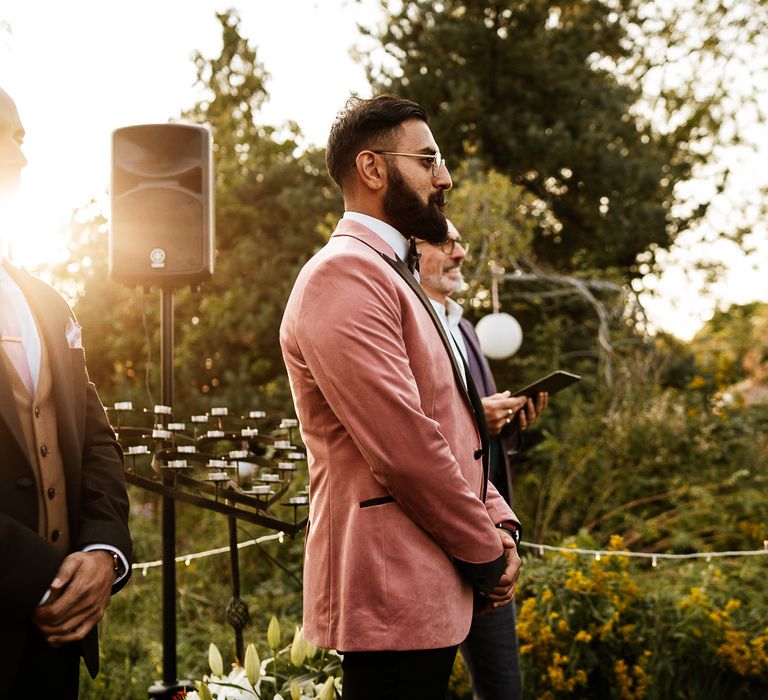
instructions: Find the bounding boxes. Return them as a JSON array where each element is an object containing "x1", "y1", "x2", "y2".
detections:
[{"x1": 354, "y1": 151, "x2": 385, "y2": 192}]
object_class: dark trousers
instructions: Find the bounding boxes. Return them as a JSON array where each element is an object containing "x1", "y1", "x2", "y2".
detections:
[
  {"x1": 460, "y1": 603, "x2": 523, "y2": 700},
  {"x1": 341, "y1": 645, "x2": 458, "y2": 700},
  {"x1": 6, "y1": 626, "x2": 80, "y2": 699}
]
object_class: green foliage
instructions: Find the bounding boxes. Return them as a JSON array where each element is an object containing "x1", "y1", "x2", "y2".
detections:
[
  {"x1": 45, "y1": 8, "x2": 767, "y2": 699},
  {"x1": 360, "y1": 0, "x2": 767, "y2": 277},
  {"x1": 187, "y1": 628, "x2": 340, "y2": 699},
  {"x1": 513, "y1": 368, "x2": 768, "y2": 549},
  {"x1": 47, "y1": 10, "x2": 340, "y2": 415},
  {"x1": 687, "y1": 302, "x2": 768, "y2": 396},
  {"x1": 174, "y1": 10, "x2": 340, "y2": 411},
  {"x1": 78, "y1": 487, "x2": 307, "y2": 699},
  {"x1": 517, "y1": 541, "x2": 768, "y2": 698}
]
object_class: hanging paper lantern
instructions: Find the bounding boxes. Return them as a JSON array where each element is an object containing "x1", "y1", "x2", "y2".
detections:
[{"x1": 475, "y1": 312, "x2": 523, "y2": 359}]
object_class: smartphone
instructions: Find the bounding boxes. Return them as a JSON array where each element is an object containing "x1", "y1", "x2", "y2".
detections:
[{"x1": 511, "y1": 370, "x2": 581, "y2": 399}]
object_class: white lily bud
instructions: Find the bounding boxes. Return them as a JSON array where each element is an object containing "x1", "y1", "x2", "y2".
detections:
[
  {"x1": 208, "y1": 642, "x2": 224, "y2": 677},
  {"x1": 267, "y1": 615, "x2": 281, "y2": 651},
  {"x1": 244, "y1": 642, "x2": 261, "y2": 686},
  {"x1": 290, "y1": 680, "x2": 302, "y2": 700},
  {"x1": 319, "y1": 676, "x2": 336, "y2": 700},
  {"x1": 197, "y1": 681, "x2": 214, "y2": 700},
  {"x1": 290, "y1": 625, "x2": 306, "y2": 667}
]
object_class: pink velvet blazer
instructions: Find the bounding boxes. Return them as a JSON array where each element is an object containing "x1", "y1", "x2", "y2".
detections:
[{"x1": 280, "y1": 219, "x2": 517, "y2": 652}]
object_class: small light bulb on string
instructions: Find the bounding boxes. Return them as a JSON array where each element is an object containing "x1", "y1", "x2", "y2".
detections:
[
  {"x1": 185, "y1": 557, "x2": 191, "y2": 567},
  {"x1": 595, "y1": 552, "x2": 602, "y2": 562},
  {"x1": 142, "y1": 565, "x2": 149, "y2": 577},
  {"x1": 651, "y1": 555, "x2": 658, "y2": 568}
]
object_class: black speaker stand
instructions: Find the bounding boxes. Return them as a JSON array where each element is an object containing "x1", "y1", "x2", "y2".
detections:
[{"x1": 148, "y1": 287, "x2": 192, "y2": 699}]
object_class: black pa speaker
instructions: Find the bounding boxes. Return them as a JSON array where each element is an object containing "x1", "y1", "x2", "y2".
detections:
[{"x1": 110, "y1": 124, "x2": 214, "y2": 287}]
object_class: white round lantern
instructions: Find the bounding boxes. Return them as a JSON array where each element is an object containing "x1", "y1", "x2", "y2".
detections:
[{"x1": 475, "y1": 312, "x2": 523, "y2": 360}]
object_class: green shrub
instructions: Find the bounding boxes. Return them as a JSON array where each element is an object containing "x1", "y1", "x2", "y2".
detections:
[{"x1": 516, "y1": 536, "x2": 768, "y2": 699}]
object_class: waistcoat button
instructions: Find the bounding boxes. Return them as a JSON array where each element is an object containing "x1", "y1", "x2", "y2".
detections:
[
  {"x1": 40, "y1": 444, "x2": 48, "y2": 457},
  {"x1": 51, "y1": 529, "x2": 61, "y2": 542},
  {"x1": 47, "y1": 487, "x2": 56, "y2": 499},
  {"x1": 34, "y1": 406, "x2": 41, "y2": 418}
]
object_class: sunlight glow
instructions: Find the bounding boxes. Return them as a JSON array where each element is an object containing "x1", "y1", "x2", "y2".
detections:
[{"x1": 3, "y1": 182, "x2": 73, "y2": 270}]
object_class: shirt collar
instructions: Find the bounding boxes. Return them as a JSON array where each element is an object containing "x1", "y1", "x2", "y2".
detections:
[
  {"x1": 428, "y1": 296, "x2": 464, "y2": 329},
  {"x1": 445, "y1": 297, "x2": 465, "y2": 327},
  {"x1": 342, "y1": 211, "x2": 410, "y2": 262},
  {"x1": 0, "y1": 260, "x2": 17, "y2": 289}
]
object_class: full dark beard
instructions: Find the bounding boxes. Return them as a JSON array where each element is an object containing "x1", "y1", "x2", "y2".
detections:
[{"x1": 382, "y1": 165, "x2": 448, "y2": 244}]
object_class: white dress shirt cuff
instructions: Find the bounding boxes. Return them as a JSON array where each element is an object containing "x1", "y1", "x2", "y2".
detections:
[
  {"x1": 37, "y1": 544, "x2": 130, "y2": 606},
  {"x1": 82, "y1": 543, "x2": 130, "y2": 584}
]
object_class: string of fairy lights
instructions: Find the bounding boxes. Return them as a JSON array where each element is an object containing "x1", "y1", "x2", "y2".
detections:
[
  {"x1": 132, "y1": 532, "x2": 285, "y2": 576},
  {"x1": 519, "y1": 540, "x2": 768, "y2": 568},
  {"x1": 131, "y1": 533, "x2": 768, "y2": 574}
]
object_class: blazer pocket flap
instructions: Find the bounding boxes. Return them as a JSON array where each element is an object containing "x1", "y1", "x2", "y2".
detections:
[{"x1": 359, "y1": 495, "x2": 395, "y2": 509}]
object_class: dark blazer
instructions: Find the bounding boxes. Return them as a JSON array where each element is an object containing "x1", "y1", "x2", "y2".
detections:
[
  {"x1": 459, "y1": 317, "x2": 515, "y2": 504},
  {"x1": 0, "y1": 263, "x2": 131, "y2": 681}
]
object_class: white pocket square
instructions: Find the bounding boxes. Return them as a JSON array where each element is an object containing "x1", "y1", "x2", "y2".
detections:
[{"x1": 65, "y1": 318, "x2": 83, "y2": 349}]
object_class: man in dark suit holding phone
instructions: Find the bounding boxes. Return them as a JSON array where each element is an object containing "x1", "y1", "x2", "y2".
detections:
[
  {"x1": 417, "y1": 220, "x2": 547, "y2": 700},
  {"x1": 1, "y1": 85, "x2": 132, "y2": 699}
]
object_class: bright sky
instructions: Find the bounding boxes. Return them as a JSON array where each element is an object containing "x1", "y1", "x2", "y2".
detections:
[
  {"x1": 1, "y1": 0, "x2": 375, "y2": 260},
  {"x1": 1, "y1": 0, "x2": 766, "y2": 340}
]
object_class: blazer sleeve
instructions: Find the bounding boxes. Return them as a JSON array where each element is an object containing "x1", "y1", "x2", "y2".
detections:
[
  {"x1": 285, "y1": 252, "x2": 504, "y2": 567},
  {"x1": 0, "y1": 513, "x2": 65, "y2": 617},
  {"x1": 73, "y1": 356, "x2": 133, "y2": 594}
]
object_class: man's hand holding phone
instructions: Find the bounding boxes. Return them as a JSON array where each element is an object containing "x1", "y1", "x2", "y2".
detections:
[{"x1": 481, "y1": 391, "x2": 548, "y2": 436}]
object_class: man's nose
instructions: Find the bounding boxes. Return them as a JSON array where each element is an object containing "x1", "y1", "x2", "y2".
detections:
[
  {"x1": 434, "y1": 163, "x2": 452, "y2": 190},
  {"x1": 451, "y1": 241, "x2": 466, "y2": 261}
]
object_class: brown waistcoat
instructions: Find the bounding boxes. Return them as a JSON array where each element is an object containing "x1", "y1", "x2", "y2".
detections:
[{"x1": 1, "y1": 331, "x2": 70, "y2": 553}]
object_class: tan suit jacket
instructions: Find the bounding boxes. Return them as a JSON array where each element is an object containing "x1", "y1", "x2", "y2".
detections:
[{"x1": 280, "y1": 219, "x2": 516, "y2": 651}]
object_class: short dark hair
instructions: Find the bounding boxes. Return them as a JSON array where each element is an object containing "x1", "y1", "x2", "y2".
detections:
[{"x1": 326, "y1": 95, "x2": 428, "y2": 190}]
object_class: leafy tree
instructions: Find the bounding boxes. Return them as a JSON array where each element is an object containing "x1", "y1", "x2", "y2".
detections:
[
  {"x1": 687, "y1": 302, "x2": 768, "y2": 398},
  {"x1": 48, "y1": 10, "x2": 340, "y2": 414},
  {"x1": 173, "y1": 9, "x2": 340, "y2": 411},
  {"x1": 359, "y1": 0, "x2": 768, "y2": 278},
  {"x1": 448, "y1": 166, "x2": 642, "y2": 396}
]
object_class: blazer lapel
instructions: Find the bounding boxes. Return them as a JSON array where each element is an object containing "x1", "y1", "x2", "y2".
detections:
[
  {"x1": 459, "y1": 318, "x2": 498, "y2": 395},
  {"x1": 380, "y1": 255, "x2": 491, "y2": 500},
  {"x1": 1, "y1": 261, "x2": 34, "y2": 461},
  {"x1": 0, "y1": 356, "x2": 30, "y2": 461},
  {"x1": 334, "y1": 231, "x2": 492, "y2": 500},
  {"x1": 4, "y1": 265, "x2": 80, "y2": 466}
]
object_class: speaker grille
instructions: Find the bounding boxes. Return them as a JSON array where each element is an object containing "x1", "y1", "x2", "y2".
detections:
[
  {"x1": 112, "y1": 188, "x2": 203, "y2": 277},
  {"x1": 110, "y1": 123, "x2": 214, "y2": 287}
]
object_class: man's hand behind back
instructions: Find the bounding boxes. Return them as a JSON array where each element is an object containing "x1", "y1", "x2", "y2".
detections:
[{"x1": 476, "y1": 529, "x2": 521, "y2": 616}]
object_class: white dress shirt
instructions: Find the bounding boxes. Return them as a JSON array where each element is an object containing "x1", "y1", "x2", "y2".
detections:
[
  {"x1": 0, "y1": 262, "x2": 42, "y2": 391},
  {"x1": 428, "y1": 297, "x2": 468, "y2": 388}
]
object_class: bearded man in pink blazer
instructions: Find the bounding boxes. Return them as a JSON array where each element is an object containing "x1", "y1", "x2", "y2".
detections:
[{"x1": 280, "y1": 95, "x2": 523, "y2": 699}]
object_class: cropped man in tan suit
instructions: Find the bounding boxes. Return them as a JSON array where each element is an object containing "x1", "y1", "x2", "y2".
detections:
[
  {"x1": 280, "y1": 95, "x2": 522, "y2": 699},
  {"x1": 0, "y1": 86, "x2": 132, "y2": 698}
]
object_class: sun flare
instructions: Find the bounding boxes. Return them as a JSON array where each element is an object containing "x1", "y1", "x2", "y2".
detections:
[{"x1": 1, "y1": 185, "x2": 73, "y2": 270}]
